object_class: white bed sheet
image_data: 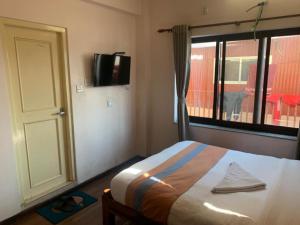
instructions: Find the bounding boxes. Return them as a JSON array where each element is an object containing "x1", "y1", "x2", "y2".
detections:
[{"x1": 111, "y1": 141, "x2": 300, "y2": 225}]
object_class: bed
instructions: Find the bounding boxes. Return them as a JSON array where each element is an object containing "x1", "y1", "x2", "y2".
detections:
[{"x1": 102, "y1": 141, "x2": 300, "y2": 225}]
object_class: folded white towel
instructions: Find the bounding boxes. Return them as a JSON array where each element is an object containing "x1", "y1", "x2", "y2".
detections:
[{"x1": 212, "y1": 162, "x2": 266, "y2": 194}]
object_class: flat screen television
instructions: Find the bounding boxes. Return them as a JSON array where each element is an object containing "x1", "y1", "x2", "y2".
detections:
[{"x1": 93, "y1": 53, "x2": 131, "y2": 86}]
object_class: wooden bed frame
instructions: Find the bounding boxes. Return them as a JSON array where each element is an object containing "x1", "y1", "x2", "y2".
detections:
[{"x1": 102, "y1": 189, "x2": 160, "y2": 225}]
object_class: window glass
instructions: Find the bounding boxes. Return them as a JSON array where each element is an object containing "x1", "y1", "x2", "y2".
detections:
[
  {"x1": 184, "y1": 29, "x2": 300, "y2": 135},
  {"x1": 241, "y1": 58, "x2": 257, "y2": 81},
  {"x1": 264, "y1": 35, "x2": 300, "y2": 128},
  {"x1": 222, "y1": 40, "x2": 259, "y2": 123},
  {"x1": 187, "y1": 42, "x2": 216, "y2": 118}
]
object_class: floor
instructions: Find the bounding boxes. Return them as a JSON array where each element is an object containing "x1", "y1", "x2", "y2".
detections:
[{"x1": 4, "y1": 159, "x2": 140, "y2": 225}]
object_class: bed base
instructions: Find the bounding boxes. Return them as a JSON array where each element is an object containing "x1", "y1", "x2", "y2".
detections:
[{"x1": 102, "y1": 190, "x2": 161, "y2": 225}]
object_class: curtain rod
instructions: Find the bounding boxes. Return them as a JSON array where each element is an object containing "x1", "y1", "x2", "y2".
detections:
[{"x1": 157, "y1": 13, "x2": 300, "y2": 33}]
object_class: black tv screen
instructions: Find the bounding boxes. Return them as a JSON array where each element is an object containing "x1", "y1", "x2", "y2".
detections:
[{"x1": 93, "y1": 54, "x2": 131, "y2": 86}]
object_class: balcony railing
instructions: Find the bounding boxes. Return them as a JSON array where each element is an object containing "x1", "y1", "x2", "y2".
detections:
[{"x1": 186, "y1": 90, "x2": 300, "y2": 128}]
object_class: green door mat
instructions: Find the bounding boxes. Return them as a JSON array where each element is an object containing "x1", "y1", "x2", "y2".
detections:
[{"x1": 36, "y1": 191, "x2": 97, "y2": 224}]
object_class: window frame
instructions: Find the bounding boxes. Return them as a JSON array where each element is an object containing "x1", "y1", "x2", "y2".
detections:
[{"x1": 189, "y1": 27, "x2": 300, "y2": 136}]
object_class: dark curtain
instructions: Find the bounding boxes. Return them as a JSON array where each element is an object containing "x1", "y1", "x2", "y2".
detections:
[{"x1": 172, "y1": 25, "x2": 191, "y2": 141}]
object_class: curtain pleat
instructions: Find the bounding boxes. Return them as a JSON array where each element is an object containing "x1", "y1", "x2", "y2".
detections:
[{"x1": 172, "y1": 25, "x2": 191, "y2": 141}]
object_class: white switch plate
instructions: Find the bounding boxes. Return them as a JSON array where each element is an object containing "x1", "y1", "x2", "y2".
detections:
[
  {"x1": 107, "y1": 100, "x2": 113, "y2": 107},
  {"x1": 201, "y1": 6, "x2": 208, "y2": 15},
  {"x1": 76, "y1": 85, "x2": 85, "y2": 93}
]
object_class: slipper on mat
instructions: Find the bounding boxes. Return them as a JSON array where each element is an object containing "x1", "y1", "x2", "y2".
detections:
[{"x1": 52, "y1": 196, "x2": 83, "y2": 213}]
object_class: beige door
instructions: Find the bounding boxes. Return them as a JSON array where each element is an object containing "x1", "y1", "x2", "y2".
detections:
[{"x1": 1, "y1": 19, "x2": 75, "y2": 203}]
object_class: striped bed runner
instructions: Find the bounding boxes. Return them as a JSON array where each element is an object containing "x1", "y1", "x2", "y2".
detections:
[{"x1": 125, "y1": 142, "x2": 228, "y2": 224}]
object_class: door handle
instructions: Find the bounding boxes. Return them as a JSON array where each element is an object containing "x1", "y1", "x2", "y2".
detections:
[{"x1": 53, "y1": 108, "x2": 65, "y2": 116}]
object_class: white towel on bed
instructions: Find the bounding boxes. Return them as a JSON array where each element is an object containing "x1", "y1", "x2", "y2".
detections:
[{"x1": 212, "y1": 162, "x2": 266, "y2": 194}]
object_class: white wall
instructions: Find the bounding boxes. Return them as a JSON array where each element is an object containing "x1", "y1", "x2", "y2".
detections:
[
  {"x1": 135, "y1": 0, "x2": 152, "y2": 156},
  {"x1": 0, "y1": 0, "x2": 142, "y2": 221},
  {"x1": 143, "y1": 0, "x2": 299, "y2": 157}
]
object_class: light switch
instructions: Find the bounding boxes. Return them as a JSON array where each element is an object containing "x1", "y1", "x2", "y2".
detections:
[{"x1": 76, "y1": 85, "x2": 85, "y2": 93}]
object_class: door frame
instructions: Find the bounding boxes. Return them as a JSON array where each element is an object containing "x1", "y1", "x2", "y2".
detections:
[{"x1": 0, "y1": 17, "x2": 76, "y2": 204}]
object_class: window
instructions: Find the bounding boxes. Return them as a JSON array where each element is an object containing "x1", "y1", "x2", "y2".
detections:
[
  {"x1": 186, "y1": 28, "x2": 300, "y2": 136},
  {"x1": 224, "y1": 57, "x2": 258, "y2": 84}
]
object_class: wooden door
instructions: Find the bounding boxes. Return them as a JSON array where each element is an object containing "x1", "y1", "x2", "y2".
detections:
[{"x1": 1, "y1": 19, "x2": 75, "y2": 203}]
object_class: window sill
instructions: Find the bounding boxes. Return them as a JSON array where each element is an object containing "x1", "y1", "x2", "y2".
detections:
[{"x1": 188, "y1": 122, "x2": 297, "y2": 141}]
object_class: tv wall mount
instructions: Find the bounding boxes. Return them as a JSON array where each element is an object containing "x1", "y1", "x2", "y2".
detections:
[{"x1": 113, "y1": 52, "x2": 126, "y2": 56}]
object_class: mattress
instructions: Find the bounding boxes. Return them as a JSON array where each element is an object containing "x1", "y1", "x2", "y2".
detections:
[{"x1": 111, "y1": 141, "x2": 300, "y2": 225}]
